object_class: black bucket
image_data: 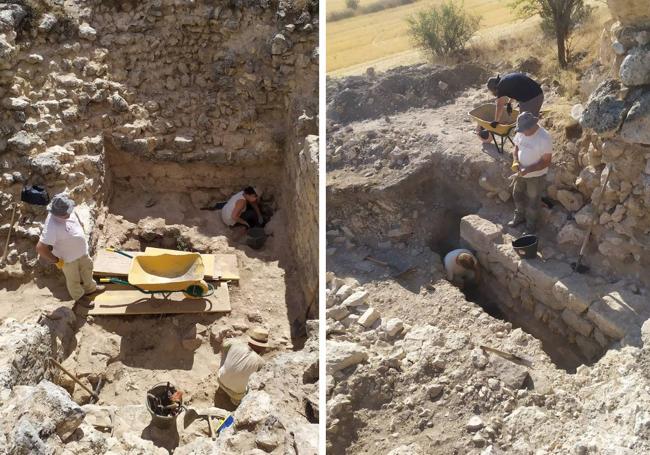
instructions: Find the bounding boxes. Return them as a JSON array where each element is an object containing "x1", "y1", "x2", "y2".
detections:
[
  {"x1": 512, "y1": 235, "x2": 538, "y2": 259},
  {"x1": 146, "y1": 382, "x2": 183, "y2": 429},
  {"x1": 246, "y1": 227, "x2": 267, "y2": 250}
]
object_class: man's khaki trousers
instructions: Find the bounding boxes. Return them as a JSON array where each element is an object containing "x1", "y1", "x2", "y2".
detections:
[{"x1": 61, "y1": 255, "x2": 96, "y2": 301}]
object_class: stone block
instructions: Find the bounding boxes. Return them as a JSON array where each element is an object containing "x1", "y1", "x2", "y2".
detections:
[
  {"x1": 358, "y1": 307, "x2": 380, "y2": 328},
  {"x1": 586, "y1": 291, "x2": 648, "y2": 340},
  {"x1": 460, "y1": 215, "x2": 501, "y2": 253},
  {"x1": 341, "y1": 290, "x2": 368, "y2": 307},
  {"x1": 489, "y1": 243, "x2": 521, "y2": 273},
  {"x1": 552, "y1": 275, "x2": 602, "y2": 313},
  {"x1": 327, "y1": 306, "x2": 349, "y2": 321},
  {"x1": 561, "y1": 308, "x2": 594, "y2": 337},
  {"x1": 326, "y1": 341, "x2": 368, "y2": 373},
  {"x1": 519, "y1": 260, "x2": 572, "y2": 304}
]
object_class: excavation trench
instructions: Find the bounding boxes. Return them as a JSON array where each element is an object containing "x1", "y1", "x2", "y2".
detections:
[{"x1": 328, "y1": 163, "x2": 593, "y2": 373}]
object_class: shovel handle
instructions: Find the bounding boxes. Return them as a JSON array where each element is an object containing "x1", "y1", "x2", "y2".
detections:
[
  {"x1": 365, "y1": 256, "x2": 389, "y2": 267},
  {"x1": 106, "y1": 247, "x2": 133, "y2": 259},
  {"x1": 49, "y1": 357, "x2": 99, "y2": 401}
]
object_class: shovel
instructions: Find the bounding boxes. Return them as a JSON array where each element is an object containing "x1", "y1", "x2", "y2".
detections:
[
  {"x1": 572, "y1": 164, "x2": 612, "y2": 274},
  {"x1": 364, "y1": 255, "x2": 416, "y2": 278}
]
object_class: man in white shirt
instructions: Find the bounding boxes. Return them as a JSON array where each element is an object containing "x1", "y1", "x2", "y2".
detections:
[
  {"x1": 444, "y1": 249, "x2": 480, "y2": 289},
  {"x1": 508, "y1": 112, "x2": 553, "y2": 233},
  {"x1": 216, "y1": 327, "x2": 268, "y2": 406},
  {"x1": 220, "y1": 186, "x2": 264, "y2": 229},
  {"x1": 35, "y1": 193, "x2": 104, "y2": 306}
]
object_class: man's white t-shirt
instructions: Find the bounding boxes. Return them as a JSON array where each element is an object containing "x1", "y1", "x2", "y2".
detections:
[
  {"x1": 218, "y1": 340, "x2": 265, "y2": 394},
  {"x1": 444, "y1": 248, "x2": 476, "y2": 282},
  {"x1": 514, "y1": 126, "x2": 553, "y2": 178},
  {"x1": 221, "y1": 191, "x2": 245, "y2": 227},
  {"x1": 39, "y1": 213, "x2": 88, "y2": 263}
]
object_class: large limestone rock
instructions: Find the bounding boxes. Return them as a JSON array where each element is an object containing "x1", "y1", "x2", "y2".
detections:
[
  {"x1": 581, "y1": 80, "x2": 627, "y2": 136},
  {"x1": 326, "y1": 340, "x2": 368, "y2": 373},
  {"x1": 0, "y1": 380, "x2": 85, "y2": 454},
  {"x1": 620, "y1": 91, "x2": 650, "y2": 145},
  {"x1": 619, "y1": 46, "x2": 650, "y2": 86},
  {"x1": 0, "y1": 319, "x2": 53, "y2": 389}
]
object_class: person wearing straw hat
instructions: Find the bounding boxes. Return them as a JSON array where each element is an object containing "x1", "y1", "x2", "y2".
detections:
[
  {"x1": 35, "y1": 193, "x2": 104, "y2": 307},
  {"x1": 508, "y1": 112, "x2": 553, "y2": 233},
  {"x1": 216, "y1": 327, "x2": 269, "y2": 405}
]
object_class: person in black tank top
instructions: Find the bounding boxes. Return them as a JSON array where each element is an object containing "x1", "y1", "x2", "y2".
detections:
[{"x1": 487, "y1": 73, "x2": 544, "y2": 127}]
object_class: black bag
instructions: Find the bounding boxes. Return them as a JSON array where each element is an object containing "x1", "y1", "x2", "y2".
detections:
[{"x1": 21, "y1": 185, "x2": 50, "y2": 206}]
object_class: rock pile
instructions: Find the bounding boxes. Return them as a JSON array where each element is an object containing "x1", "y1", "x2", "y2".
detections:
[
  {"x1": 0, "y1": 317, "x2": 318, "y2": 454},
  {"x1": 326, "y1": 63, "x2": 487, "y2": 124},
  {"x1": 325, "y1": 268, "x2": 650, "y2": 454}
]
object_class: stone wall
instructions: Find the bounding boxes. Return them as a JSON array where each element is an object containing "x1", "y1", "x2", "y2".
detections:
[
  {"x1": 461, "y1": 214, "x2": 650, "y2": 362},
  {"x1": 282, "y1": 134, "x2": 319, "y2": 318},
  {"x1": 566, "y1": 1, "x2": 650, "y2": 281},
  {"x1": 0, "y1": 0, "x2": 318, "y2": 283}
]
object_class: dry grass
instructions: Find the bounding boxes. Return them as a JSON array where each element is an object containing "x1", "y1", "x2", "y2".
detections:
[{"x1": 326, "y1": 0, "x2": 517, "y2": 74}]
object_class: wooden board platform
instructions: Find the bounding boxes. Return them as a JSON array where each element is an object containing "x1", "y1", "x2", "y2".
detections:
[
  {"x1": 92, "y1": 249, "x2": 239, "y2": 282},
  {"x1": 88, "y1": 283, "x2": 231, "y2": 316}
]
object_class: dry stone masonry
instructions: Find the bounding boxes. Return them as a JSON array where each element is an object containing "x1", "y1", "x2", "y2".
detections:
[
  {"x1": 0, "y1": 0, "x2": 319, "y2": 315},
  {"x1": 0, "y1": 1, "x2": 318, "y2": 453}
]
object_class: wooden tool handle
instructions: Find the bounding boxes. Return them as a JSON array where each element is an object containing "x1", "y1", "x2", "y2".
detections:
[
  {"x1": 1, "y1": 203, "x2": 18, "y2": 264},
  {"x1": 49, "y1": 357, "x2": 98, "y2": 400}
]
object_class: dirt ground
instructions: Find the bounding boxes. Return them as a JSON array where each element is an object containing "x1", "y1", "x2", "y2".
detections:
[{"x1": 0, "y1": 188, "x2": 302, "y2": 415}]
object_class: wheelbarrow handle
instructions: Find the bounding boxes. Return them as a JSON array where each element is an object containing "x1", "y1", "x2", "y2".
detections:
[
  {"x1": 106, "y1": 247, "x2": 134, "y2": 259},
  {"x1": 100, "y1": 277, "x2": 130, "y2": 286}
]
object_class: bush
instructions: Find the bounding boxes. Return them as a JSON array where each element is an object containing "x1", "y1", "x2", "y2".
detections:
[
  {"x1": 345, "y1": 0, "x2": 360, "y2": 9},
  {"x1": 407, "y1": 2, "x2": 481, "y2": 57}
]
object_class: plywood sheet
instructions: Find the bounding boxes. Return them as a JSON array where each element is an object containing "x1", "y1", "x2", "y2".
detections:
[
  {"x1": 88, "y1": 283, "x2": 230, "y2": 316},
  {"x1": 93, "y1": 249, "x2": 219, "y2": 281},
  {"x1": 215, "y1": 254, "x2": 239, "y2": 282}
]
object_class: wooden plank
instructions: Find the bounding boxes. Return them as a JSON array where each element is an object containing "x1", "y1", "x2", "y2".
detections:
[
  {"x1": 88, "y1": 283, "x2": 230, "y2": 316},
  {"x1": 93, "y1": 249, "x2": 218, "y2": 281},
  {"x1": 215, "y1": 254, "x2": 239, "y2": 282}
]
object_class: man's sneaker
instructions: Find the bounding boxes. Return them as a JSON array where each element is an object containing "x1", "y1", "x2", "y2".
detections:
[
  {"x1": 85, "y1": 285, "x2": 106, "y2": 296},
  {"x1": 507, "y1": 216, "x2": 525, "y2": 228}
]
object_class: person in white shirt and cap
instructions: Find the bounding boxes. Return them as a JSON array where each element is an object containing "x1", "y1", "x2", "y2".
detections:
[
  {"x1": 508, "y1": 111, "x2": 553, "y2": 233},
  {"x1": 35, "y1": 193, "x2": 104, "y2": 307},
  {"x1": 216, "y1": 327, "x2": 269, "y2": 406},
  {"x1": 444, "y1": 248, "x2": 480, "y2": 289}
]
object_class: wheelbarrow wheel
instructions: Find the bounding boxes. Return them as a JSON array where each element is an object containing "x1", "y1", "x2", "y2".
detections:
[{"x1": 183, "y1": 280, "x2": 212, "y2": 299}]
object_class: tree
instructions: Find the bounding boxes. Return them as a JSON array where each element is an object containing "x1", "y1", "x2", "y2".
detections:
[
  {"x1": 345, "y1": 0, "x2": 360, "y2": 10},
  {"x1": 407, "y1": 2, "x2": 481, "y2": 58},
  {"x1": 510, "y1": 0, "x2": 592, "y2": 68}
]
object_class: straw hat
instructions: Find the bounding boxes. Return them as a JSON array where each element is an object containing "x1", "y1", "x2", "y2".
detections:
[{"x1": 247, "y1": 327, "x2": 270, "y2": 348}]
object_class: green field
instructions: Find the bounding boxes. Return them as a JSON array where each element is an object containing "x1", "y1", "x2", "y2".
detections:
[{"x1": 327, "y1": 0, "x2": 519, "y2": 75}]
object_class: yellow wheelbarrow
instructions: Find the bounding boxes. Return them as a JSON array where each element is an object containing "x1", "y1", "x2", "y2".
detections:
[
  {"x1": 469, "y1": 104, "x2": 519, "y2": 154},
  {"x1": 100, "y1": 248, "x2": 214, "y2": 299}
]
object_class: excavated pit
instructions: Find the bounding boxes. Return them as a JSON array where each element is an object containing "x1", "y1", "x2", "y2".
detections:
[
  {"x1": 0, "y1": 1, "x2": 318, "y2": 452},
  {"x1": 328, "y1": 157, "x2": 594, "y2": 373}
]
